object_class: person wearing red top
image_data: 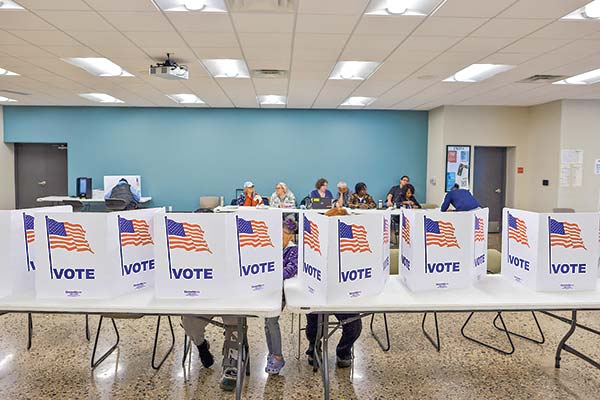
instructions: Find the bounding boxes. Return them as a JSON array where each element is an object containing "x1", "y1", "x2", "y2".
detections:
[{"x1": 236, "y1": 181, "x2": 263, "y2": 206}]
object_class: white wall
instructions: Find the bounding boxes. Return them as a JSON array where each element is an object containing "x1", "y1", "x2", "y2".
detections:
[{"x1": 0, "y1": 106, "x2": 15, "y2": 209}]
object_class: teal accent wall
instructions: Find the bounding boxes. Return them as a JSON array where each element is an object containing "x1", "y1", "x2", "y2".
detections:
[{"x1": 3, "y1": 107, "x2": 428, "y2": 211}]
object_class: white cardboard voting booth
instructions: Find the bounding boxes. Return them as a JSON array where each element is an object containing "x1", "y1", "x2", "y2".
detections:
[
  {"x1": 34, "y1": 208, "x2": 162, "y2": 299},
  {"x1": 400, "y1": 209, "x2": 488, "y2": 291},
  {"x1": 502, "y1": 208, "x2": 599, "y2": 291},
  {"x1": 298, "y1": 210, "x2": 389, "y2": 303},
  {"x1": 154, "y1": 209, "x2": 282, "y2": 299},
  {"x1": 0, "y1": 206, "x2": 72, "y2": 298}
]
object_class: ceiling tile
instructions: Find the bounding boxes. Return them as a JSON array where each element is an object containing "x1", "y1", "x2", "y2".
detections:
[
  {"x1": 9, "y1": 30, "x2": 79, "y2": 46},
  {"x1": 85, "y1": 0, "x2": 158, "y2": 11},
  {"x1": 124, "y1": 31, "x2": 183, "y2": 47},
  {"x1": 37, "y1": 11, "x2": 115, "y2": 31},
  {"x1": 502, "y1": 38, "x2": 572, "y2": 54},
  {"x1": 181, "y1": 32, "x2": 238, "y2": 47},
  {"x1": 298, "y1": 0, "x2": 368, "y2": 15},
  {"x1": 231, "y1": 13, "x2": 295, "y2": 33},
  {"x1": 354, "y1": 16, "x2": 425, "y2": 35},
  {"x1": 498, "y1": 0, "x2": 590, "y2": 19},
  {"x1": 412, "y1": 17, "x2": 489, "y2": 37},
  {"x1": 293, "y1": 33, "x2": 349, "y2": 49},
  {"x1": 434, "y1": 0, "x2": 517, "y2": 18},
  {"x1": 296, "y1": 14, "x2": 360, "y2": 34},
  {"x1": 0, "y1": 12, "x2": 55, "y2": 30},
  {"x1": 100, "y1": 12, "x2": 172, "y2": 32},
  {"x1": 340, "y1": 34, "x2": 405, "y2": 61},
  {"x1": 395, "y1": 35, "x2": 462, "y2": 52},
  {"x1": 17, "y1": 0, "x2": 91, "y2": 10},
  {"x1": 529, "y1": 21, "x2": 600, "y2": 40},
  {"x1": 165, "y1": 13, "x2": 234, "y2": 32},
  {"x1": 448, "y1": 36, "x2": 515, "y2": 53},
  {"x1": 192, "y1": 47, "x2": 243, "y2": 59}
]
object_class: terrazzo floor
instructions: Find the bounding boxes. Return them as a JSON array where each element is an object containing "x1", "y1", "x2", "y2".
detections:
[{"x1": 0, "y1": 308, "x2": 598, "y2": 399}]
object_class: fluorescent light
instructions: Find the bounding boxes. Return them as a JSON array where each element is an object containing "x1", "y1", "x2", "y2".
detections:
[
  {"x1": 258, "y1": 95, "x2": 286, "y2": 105},
  {"x1": 0, "y1": 1, "x2": 24, "y2": 10},
  {"x1": 63, "y1": 58, "x2": 133, "y2": 77},
  {"x1": 201, "y1": 59, "x2": 249, "y2": 78},
  {"x1": 563, "y1": 0, "x2": 600, "y2": 19},
  {"x1": 365, "y1": 0, "x2": 444, "y2": 16},
  {"x1": 444, "y1": 64, "x2": 514, "y2": 83},
  {"x1": 341, "y1": 97, "x2": 376, "y2": 107},
  {"x1": 329, "y1": 61, "x2": 380, "y2": 80},
  {"x1": 0, "y1": 95, "x2": 17, "y2": 102},
  {"x1": 166, "y1": 93, "x2": 205, "y2": 104},
  {"x1": 79, "y1": 93, "x2": 124, "y2": 104},
  {"x1": 553, "y1": 68, "x2": 600, "y2": 85},
  {"x1": 154, "y1": 0, "x2": 227, "y2": 12},
  {"x1": 0, "y1": 67, "x2": 19, "y2": 76}
]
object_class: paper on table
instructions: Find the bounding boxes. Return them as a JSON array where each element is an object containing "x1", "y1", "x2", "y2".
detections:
[{"x1": 560, "y1": 164, "x2": 571, "y2": 187}]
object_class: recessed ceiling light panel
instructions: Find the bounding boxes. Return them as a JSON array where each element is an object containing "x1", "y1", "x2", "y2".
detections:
[
  {"x1": 166, "y1": 93, "x2": 205, "y2": 104},
  {"x1": 258, "y1": 95, "x2": 286, "y2": 105},
  {"x1": 0, "y1": 67, "x2": 19, "y2": 76},
  {"x1": 444, "y1": 64, "x2": 514, "y2": 83},
  {"x1": 64, "y1": 58, "x2": 133, "y2": 77},
  {"x1": 201, "y1": 59, "x2": 250, "y2": 78},
  {"x1": 0, "y1": 95, "x2": 17, "y2": 102},
  {"x1": 329, "y1": 61, "x2": 381, "y2": 80},
  {"x1": 553, "y1": 68, "x2": 600, "y2": 85},
  {"x1": 154, "y1": 0, "x2": 227, "y2": 12},
  {"x1": 79, "y1": 93, "x2": 124, "y2": 103},
  {"x1": 340, "y1": 96, "x2": 376, "y2": 107},
  {"x1": 562, "y1": 0, "x2": 600, "y2": 19},
  {"x1": 0, "y1": 0, "x2": 24, "y2": 10},
  {"x1": 365, "y1": 0, "x2": 445, "y2": 16}
]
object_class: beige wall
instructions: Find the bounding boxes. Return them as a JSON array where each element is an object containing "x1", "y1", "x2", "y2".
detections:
[{"x1": 0, "y1": 106, "x2": 15, "y2": 209}]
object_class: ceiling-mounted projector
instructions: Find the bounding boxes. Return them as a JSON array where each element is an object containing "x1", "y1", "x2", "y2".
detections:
[{"x1": 149, "y1": 53, "x2": 189, "y2": 80}]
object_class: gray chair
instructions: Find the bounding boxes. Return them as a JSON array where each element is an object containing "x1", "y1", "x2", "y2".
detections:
[
  {"x1": 105, "y1": 198, "x2": 128, "y2": 211},
  {"x1": 199, "y1": 196, "x2": 219, "y2": 212},
  {"x1": 62, "y1": 199, "x2": 85, "y2": 212},
  {"x1": 552, "y1": 208, "x2": 575, "y2": 213}
]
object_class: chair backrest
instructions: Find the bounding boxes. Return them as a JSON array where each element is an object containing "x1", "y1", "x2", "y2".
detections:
[
  {"x1": 199, "y1": 196, "x2": 219, "y2": 209},
  {"x1": 105, "y1": 198, "x2": 128, "y2": 211},
  {"x1": 421, "y1": 203, "x2": 439, "y2": 209},
  {"x1": 552, "y1": 208, "x2": 575, "y2": 213},
  {"x1": 263, "y1": 197, "x2": 270, "y2": 206},
  {"x1": 487, "y1": 249, "x2": 502, "y2": 274},
  {"x1": 62, "y1": 199, "x2": 84, "y2": 212}
]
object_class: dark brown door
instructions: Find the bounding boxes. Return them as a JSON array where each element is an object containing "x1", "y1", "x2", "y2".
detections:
[{"x1": 474, "y1": 146, "x2": 506, "y2": 233}]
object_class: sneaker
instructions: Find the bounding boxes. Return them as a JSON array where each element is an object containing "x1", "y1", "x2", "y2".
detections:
[
  {"x1": 220, "y1": 367, "x2": 237, "y2": 391},
  {"x1": 197, "y1": 340, "x2": 214, "y2": 368},
  {"x1": 305, "y1": 348, "x2": 314, "y2": 366},
  {"x1": 336, "y1": 355, "x2": 352, "y2": 368},
  {"x1": 265, "y1": 354, "x2": 285, "y2": 375}
]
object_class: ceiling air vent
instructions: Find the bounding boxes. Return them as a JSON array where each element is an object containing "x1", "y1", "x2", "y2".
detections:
[
  {"x1": 227, "y1": 0, "x2": 296, "y2": 13},
  {"x1": 251, "y1": 69, "x2": 288, "y2": 79},
  {"x1": 0, "y1": 89, "x2": 30, "y2": 96},
  {"x1": 517, "y1": 74, "x2": 566, "y2": 83}
]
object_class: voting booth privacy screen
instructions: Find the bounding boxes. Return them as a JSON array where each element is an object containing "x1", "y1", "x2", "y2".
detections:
[
  {"x1": 400, "y1": 209, "x2": 489, "y2": 292},
  {"x1": 154, "y1": 209, "x2": 282, "y2": 299},
  {"x1": 502, "y1": 208, "x2": 599, "y2": 292},
  {"x1": 34, "y1": 208, "x2": 163, "y2": 299},
  {"x1": 0, "y1": 206, "x2": 73, "y2": 298},
  {"x1": 298, "y1": 210, "x2": 390, "y2": 303}
]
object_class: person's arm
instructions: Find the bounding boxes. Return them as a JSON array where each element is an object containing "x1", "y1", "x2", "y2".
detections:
[
  {"x1": 288, "y1": 192, "x2": 296, "y2": 207},
  {"x1": 386, "y1": 188, "x2": 394, "y2": 207},
  {"x1": 364, "y1": 194, "x2": 376, "y2": 209},
  {"x1": 104, "y1": 191, "x2": 111, "y2": 200},
  {"x1": 130, "y1": 186, "x2": 141, "y2": 202},
  {"x1": 235, "y1": 194, "x2": 245, "y2": 206},
  {"x1": 270, "y1": 194, "x2": 278, "y2": 207},
  {"x1": 335, "y1": 192, "x2": 344, "y2": 208},
  {"x1": 440, "y1": 192, "x2": 451, "y2": 212},
  {"x1": 347, "y1": 194, "x2": 358, "y2": 209},
  {"x1": 412, "y1": 196, "x2": 421, "y2": 209},
  {"x1": 283, "y1": 246, "x2": 298, "y2": 279},
  {"x1": 254, "y1": 193, "x2": 262, "y2": 205}
]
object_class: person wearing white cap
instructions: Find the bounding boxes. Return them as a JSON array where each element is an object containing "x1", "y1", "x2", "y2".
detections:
[{"x1": 236, "y1": 181, "x2": 263, "y2": 206}]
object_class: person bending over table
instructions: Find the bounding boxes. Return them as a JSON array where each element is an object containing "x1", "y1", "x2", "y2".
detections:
[
  {"x1": 441, "y1": 184, "x2": 480, "y2": 211},
  {"x1": 264, "y1": 216, "x2": 298, "y2": 374},
  {"x1": 348, "y1": 182, "x2": 376, "y2": 209},
  {"x1": 236, "y1": 181, "x2": 263, "y2": 206},
  {"x1": 334, "y1": 181, "x2": 352, "y2": 208},
  {"x1": 386, "y1": 175, "x2": 410, "y2": 207},
  {"x1": 398, "y1": 184, "x2": 421, "y2": 209},
  {"x1": 105, "y1": 178, "x2": 140, "y2": 210},
  {"x1": 270, "y1": 182, "x2": 296, "y2": 208},
  {"x1": 305, "y1": 207, "x2": 362, "y2": 368},
  {"x1": 309, "y1": 178, "x2": 333, "y2": 200}
]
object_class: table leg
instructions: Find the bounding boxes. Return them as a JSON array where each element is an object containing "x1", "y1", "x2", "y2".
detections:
[
  {"x1": 235, "y1": 317, "x2": 249, "y2": 400},
  {"x1": 27, "y1": 313, "x2": 33, "y2": 350},
  {"x1": 461, "y1": 312, "x2": 514, "y2": 355},
  {"x1": 370, "y1": 313, "x2": 391, "y2": 352},
  {"x1": 151, "y1": 316, "x2": 175, "y2": 370},
  {"x1": 492, "y1": 311, "x2": 545, "y2": 344},
  {"x1": 555, "y1": 310, "x2": 600, "y2": 369},
  {"x1": 91, "y1": 316, "x2": 120, "y2": 369},
  {"x1": 421, "y1": 312, "x2": 441, "y2": 352},
  {"x1": 321, "y1": 313, "x2": 330, "y2": 400}
]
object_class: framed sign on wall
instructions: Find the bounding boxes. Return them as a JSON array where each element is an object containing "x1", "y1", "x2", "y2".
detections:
[{"x1": 445, "y1": 145, "x2": 471, "y2": 192}]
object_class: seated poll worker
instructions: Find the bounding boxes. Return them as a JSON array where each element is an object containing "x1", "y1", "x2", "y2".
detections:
[
  {"x1": 334, "y1": 181, "x2": 352, "y2": 208},
  {"x1": 270, "y1": 182, "x2": 296, "y2": 208},
  {"x1": 386, "y1": 175, "x2": 410, "y2": 207},
  {"x1": 305, "y1": 207, "x2": 362, "y2": 368},
  {"x1": 264, "y1": 216, "x2": 298, "y2": 374},
  {"x1": 309, "y1": 178, "x2": 334, "y2": 200},
  {"x1": 236, "y1": 181, "x2": 263, "y2": 206},
  {"x1": 347, "y1": 182, "x2": 376, "y2": 209},
  {"x1": 398, "y1": 183, "x2": 421, "y2": 209},
  {"x1": 441, "y1": 184, "x2": 480, "y2": 212},
  {"x1": 104, "y1": 178, "x2": 140, "y2": 209}
]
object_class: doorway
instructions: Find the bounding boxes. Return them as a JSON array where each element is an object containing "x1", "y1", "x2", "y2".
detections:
[
  {"x1": 473, "y1": 146, "x2": 506, "y2": 233},
  {"x1": 15, "y1": 143, "x2": 68, "y2": 208}
]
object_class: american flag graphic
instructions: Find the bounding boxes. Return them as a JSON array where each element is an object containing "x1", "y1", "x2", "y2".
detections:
[
  {"x1": 339, "y1": 221, "x2": 371, "y2": 253},
  {"x1": 24, "y1": 213, "x2": 35, "y2": 243},
  {"x1": 303, "y1": 216, "x2": 321, "y2": 254},
  {"x1": 425, "y1": 217, "x2": 460, "y2": 248},
  {"x1": 119, "y1": 216, "x2": 154, "y2": 247},
  {"x1": 167, "y1": 218, "x2": 212, "y2": 253},
  {"x1": 401, "y1": 214, "x2": 410, "y2": 245},
  {"x1": 507, "y1": 212, "x2": 529, "y2": 247},
  {"x1": 47, "y1": 218, "x2": 94, "y2": 253},
  {"x1": 383, "y1": 218, "x2": 390, "y2": 245},
  {"x1": 237, "y1": 217, "x2": 273, "y2": 248},
  {"x1": 549, "y1": 218, "x2": 586, "y2": 249},
  {"x1": 474, "y1": 216, "x2": 485, "y2": 242}
]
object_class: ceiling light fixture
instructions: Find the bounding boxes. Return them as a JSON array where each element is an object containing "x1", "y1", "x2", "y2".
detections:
[
  {"x1": 64, "y1": 58, "x2": 133, "y2": 77},
  {"x1": 329, "y1": 61, "x2": 381, "y2": 80},
  {"x1": 79, "y1": 93, "x2": 124, "y2": 104},
  {"x1": 166, "y1": 93, "x2": 205, "y2": 104},
  {"x1": 0, "y1": 0, "x2": 24, "y2": 10},
  {"x1": 562, "y1": 0, "x2": 600, "y2": 19},
  {"x1": 553, "y1": 68, "x2": 600, "y2": 85},
  {"x1": 201, "y1": 59, "x2": 250, "y2": 78},
  {"x1": 258, "y1": 95, "x2": 286, "y2": 105},
  {"x1": 154, "y1": 0, "x2": 226, "y2": 12},
  {"x1": 386, "y1": 0, "x2": 408, "y2": 15},
  {"x1": 365, "y1": 0, "x2": 444, "y2": 16},
  {"x1": 0, "y1": 95, "x2": 17, "y2": 102},
  {"x1": 0, "y1": 67, "x2": 19, "y2": 76},
  {"x1": 340, "y1": 96, "x2": 376, "y2": 107},
  {"x1": 444, "y1": 64, "x2": 514, "y2": 83}
]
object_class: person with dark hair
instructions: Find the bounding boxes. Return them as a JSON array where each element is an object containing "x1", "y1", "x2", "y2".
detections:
[
  {"x1": 309, "y1": 178, "x2": 333, "y2": 199},
  {"x1": 386, "y1": 175, "x2": 410, "y2": 207},
  {"x1": 441, "y1": 184, "x2": 480, "y2": 211},
  {"x1": 105, "y1": 178, "x2": 140, "y2": 209},
  {"x1": 305, "y1": 207, "x2": 362, "y2": 368},
  {"x1": 399, "y1": 184, "x2": 421, "y2": 209},
  {"x1": 348, "y1": 182, "x2": 376, "y2": 209}
]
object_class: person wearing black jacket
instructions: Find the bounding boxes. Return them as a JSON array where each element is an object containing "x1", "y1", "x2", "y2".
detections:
[{"x1": 399, "y1": 183, "x2": 421, "y2": 209}]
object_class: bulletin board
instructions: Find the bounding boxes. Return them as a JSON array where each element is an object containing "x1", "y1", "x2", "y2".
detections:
[{"x1": 445, "y1": 145, "x2": 471, "y2": 192}]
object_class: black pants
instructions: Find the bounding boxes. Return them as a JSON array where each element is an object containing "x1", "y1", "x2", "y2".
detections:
[{"x1": 305, "y1": 313, "x2": 362, "y2": 359}]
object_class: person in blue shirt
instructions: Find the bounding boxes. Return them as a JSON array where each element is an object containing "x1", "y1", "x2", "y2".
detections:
[
  {"x1": 105, "y1": 178, "x2": 140, "y2": 208},
  {"x1": 441, "y1": 184, "x2": 480, "y2": 211},
  {"x1": 309, "y1": 178, "x2": 333, "y2": 199}
]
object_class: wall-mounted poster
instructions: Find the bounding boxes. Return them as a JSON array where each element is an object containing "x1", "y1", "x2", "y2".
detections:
[{"x1": 445, "y1": 145, "x2": 471, "y2": 192}]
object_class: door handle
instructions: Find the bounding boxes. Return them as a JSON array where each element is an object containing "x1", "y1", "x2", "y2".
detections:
[
  {"x1": 495, "y1": 188, "x2": 502, "y2": 193},
  {"x1": 38, "y1": 180, "x2": 47, "y2": 186}
]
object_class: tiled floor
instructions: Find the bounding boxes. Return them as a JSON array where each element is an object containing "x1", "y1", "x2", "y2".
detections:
[{"x1": 0, "y1": 309, "x2": 598, "y2": 399}]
